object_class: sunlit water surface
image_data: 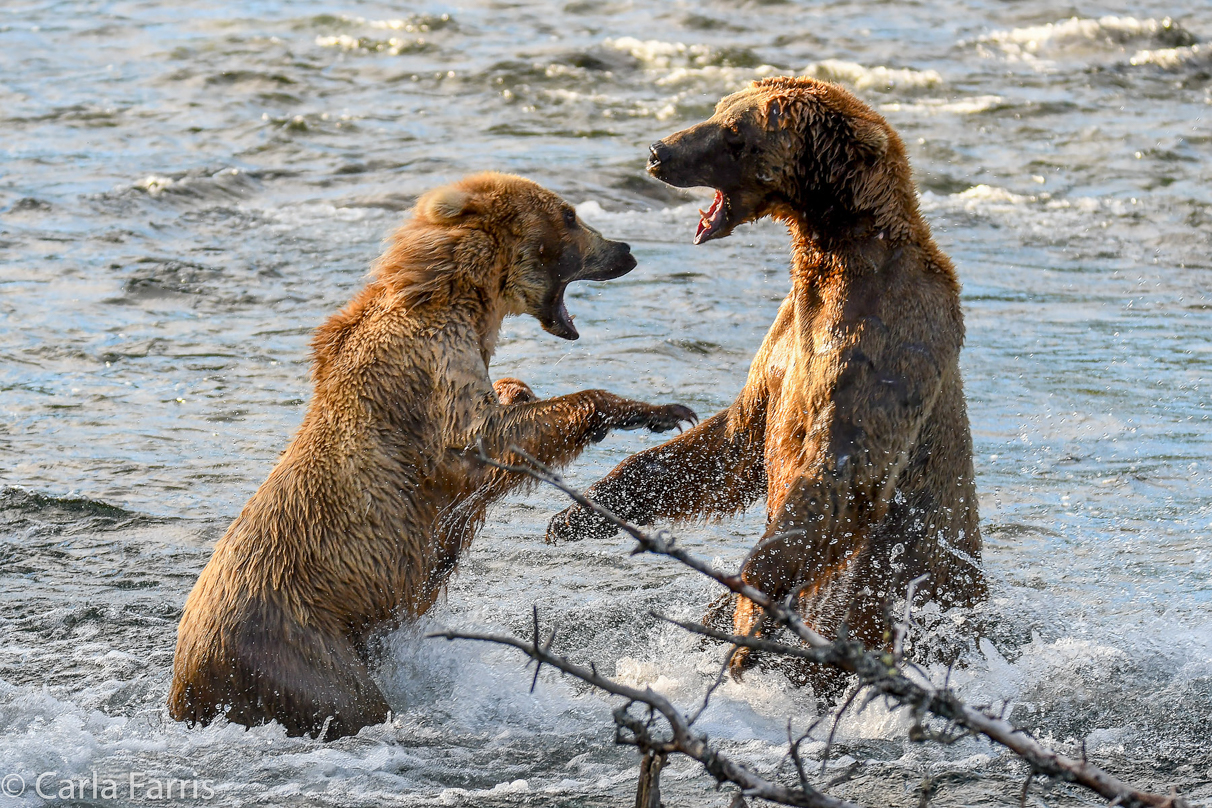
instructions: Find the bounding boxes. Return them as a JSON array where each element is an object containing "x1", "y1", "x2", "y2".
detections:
[{"x1": 1, "y1": 1, "x2": 1211, "y2": 806}]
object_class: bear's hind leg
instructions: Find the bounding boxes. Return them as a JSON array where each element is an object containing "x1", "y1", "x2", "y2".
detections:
[{"x1": 228, "y1": 609, "x2": 391, "y2": 740}]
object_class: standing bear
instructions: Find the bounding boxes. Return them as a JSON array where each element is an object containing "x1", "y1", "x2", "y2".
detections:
[
  {"x1": 169, "y1": 173, "x2": 696, "y2": 740},
  {"x1": 548, "y1": 78, "x2": 987, "y2": 673}
]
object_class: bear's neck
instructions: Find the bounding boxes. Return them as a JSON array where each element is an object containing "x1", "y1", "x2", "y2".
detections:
[
  {"x1": 465, "y1": 289, "x2": 506, "y2": 367},
  {"x1": 785, "y1": 213, "x2": 902, "y2": 291}
]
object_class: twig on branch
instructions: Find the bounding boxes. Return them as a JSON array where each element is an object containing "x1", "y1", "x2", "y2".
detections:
[
  {"x1": 820, "y1": 686, "x2": 861, "y2": 775},
  {"x1": 689, "y1": 633, "x2": 739, "y2": 726},
  {"x1": 787, "y1": 719, "x2": 821, "y2": 795},
  {"x1": 892, "y1": 574, "x2": 930, "y2": 660},
  {"x1": 461, "y1": 444, "x2": 1188, "y2": 808},
  {"x1": 652, "y1": 612, "x2": 834, "y2": 665},
  {"x1": 1020, "y1": 772, "x2": 1035, "y2": 808}
]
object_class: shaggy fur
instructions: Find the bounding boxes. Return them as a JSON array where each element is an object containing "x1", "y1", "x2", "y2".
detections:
[
  {"x1": 169, "y1": 173, "x2": 696, "y2": 739},
  {"x1": 548, "y1": 79, "x2": 986, "y2": 678}
]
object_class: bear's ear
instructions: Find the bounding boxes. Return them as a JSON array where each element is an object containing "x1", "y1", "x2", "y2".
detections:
[
  {"x1": 767, "y1": 99, "x2": 784, "y2": 130},
  {"x1": 851, "y1": 118, "x2": 888, "y2": 159},
  {"x1": 418, "y1": 186, "x2": 472, "y2": 222},
  {"x1": 765, "y1": 96, "x2": 801, "y2": 131}
]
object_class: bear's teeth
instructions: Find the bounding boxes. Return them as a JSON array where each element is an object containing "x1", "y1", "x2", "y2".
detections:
[{"x1": 695, "y1": 190, "x2": 725, "y2": 242}]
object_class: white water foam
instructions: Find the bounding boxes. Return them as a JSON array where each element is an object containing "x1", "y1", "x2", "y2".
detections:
[
  {"x1": 603, "y1": 37, "x2": 721, "y2": 70},
  {"x1": 1130, "y1": 43, "x2": 1211, "y2": 70},
  {"x1": 969, "y1": 16, "x2": 1194, "y2": 63},
  {"x1": 919, "y1": 184, "x2": 1145, "y2": 230},
  {"x1": 803, "y1": 59, "x2": 943, "y2": 93},
  {"x1": 133, "y1": 176, "x2": 175, "y2": 197},
  {"x1": 314, "y1": 34, "x2": 428, "y2": 55},
  {"x1": 879, "y1": 95, "x2": 1003, "y2": 115}
]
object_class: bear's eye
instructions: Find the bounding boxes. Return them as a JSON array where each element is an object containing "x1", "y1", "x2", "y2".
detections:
[
  {"x1": 563, "y1": 208, "x2": 578, "y2": 229},
  {"x1": 723, "y1": 126, "x2": 745, "y2": 153}
]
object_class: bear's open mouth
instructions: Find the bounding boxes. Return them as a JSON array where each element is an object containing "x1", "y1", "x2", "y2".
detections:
[
  {"x1": 542, "y1": 247, "x2": 636, "y2": 340},
  {"x1": 695, "y1": 190, "x2": 729, "y2": 245},
  {"x1": 539, "y1": 284, "x2": 579, "y2": 341},
  {"x1": 552, "y1": 293, "x2": 576, "y2": 339},
  {"x1": 547, "y1": 294, "x2": 577, "y2": 340}
]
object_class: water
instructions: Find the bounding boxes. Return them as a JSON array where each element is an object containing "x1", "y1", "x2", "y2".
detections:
[{"x1": 2, "y1": 0, "x2": 1211, "y2": 805}]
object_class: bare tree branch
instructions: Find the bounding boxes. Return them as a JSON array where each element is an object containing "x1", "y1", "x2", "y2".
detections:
[
  {"x1": 428, "y1": 618, "x2": 863, "y2": 808},
  {"x1": 460, "y1": 444, "x2": 1189, "y2": 808},
  {"x1": 636, "y1": 749, "x2": 666, "y2": 808},
  {"x1": 473, "y1": 443, "x2": 832, "y2": 650}
]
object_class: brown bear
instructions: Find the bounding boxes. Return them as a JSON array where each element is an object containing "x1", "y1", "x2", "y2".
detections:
[
  {"x1": 169, "y1": 172, "x2": 697, "y2": 740},
  {"x1": 548, "y1": 77, "x2": 986, "y2": 677}
]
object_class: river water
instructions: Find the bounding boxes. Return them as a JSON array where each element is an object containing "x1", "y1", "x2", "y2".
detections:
[{"x1": 2, "y1": 1, "x2": 1211, "y2": 806}]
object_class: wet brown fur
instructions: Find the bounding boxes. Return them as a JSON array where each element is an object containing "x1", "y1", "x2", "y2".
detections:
[
  {"x1": 169, "y1": 173, "x2": 695, "y2": 739},
  {"x1": 549, "y1": 79, "x2": 986, "y2": 675}
]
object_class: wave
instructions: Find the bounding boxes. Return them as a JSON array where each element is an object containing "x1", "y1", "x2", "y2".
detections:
[
  {"x1": 602, "y1": 36, "x2": 782, "y2": 101},
  {"x1": 879, "y1": 95, "x2": 1003, "y2": 115},
  {"x1": 0, "y1": 486, "x2": 137, "y2": 521},
  {"x1": 484, "y1": 37, "x2": 945, "y2": 126},
  {"x1": 603, "y1": 37, "x2": 768, "y2": 71},
  {"x1": 803, "y1": 59, "x2": 943, "y2": 93},
  {"x1": 314, "y1": 34, "x2": 433, "y2": 55},
  {"x1": 303, "y1": 12, "x2": 455, "y2": 35},
  {"x1": 969, "y1": 16, "x2": 1196, "y2": 63},
  {"x1": 653, "y1": 63, "x2": 781, "y2": 91},
  {"x1": 1129, "y1": 43, "x2": 1212, "y2": 71},
  {"x1": 605, "y1": 38, "x2": 943, "y2": 96},
  {"x1": 0, "y1": 486, "x2": 146, "y2": 536},
  {"x1": 588, "y1": 38, "x2": 952, "y2": 125},
  {"x1": 309, "y1": 13, "x2": 454, "y2": 56},
  {"x1": 110, "y1": 167, "x2": 260, "y2": 204},
  {"x1": 920, "y1": 184, "x2": 1144, "y2": 218},
  {"x1": 355, "y1": 14, "x2": 453, "y2": 34}
]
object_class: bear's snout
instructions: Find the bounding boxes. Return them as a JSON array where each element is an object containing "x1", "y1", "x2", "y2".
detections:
[
  {"x1": 576, "y1": 240, "x2": 635, "y2": 282},
  {"x1": 645, "y1": 126, "x2": 725, "y2": 190},
  {"x1": 646, "y1": 140, "x2": 694, "y2": 186},
  {"x1": 614, "y1": 240, "x2": 635, "y2": 267}
]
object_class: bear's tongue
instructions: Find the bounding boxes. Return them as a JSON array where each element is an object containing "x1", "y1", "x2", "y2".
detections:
[{"x1": 695, "y1": 190, "x2": 726, "y2": 245}]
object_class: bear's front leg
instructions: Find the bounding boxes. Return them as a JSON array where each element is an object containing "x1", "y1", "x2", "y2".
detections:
[
  {"x1": 478, "y1": 389, "x2": 697, "y2": 487},
  {"x1": 546, "y1": 406, "x2": 766, "y2": 543}
]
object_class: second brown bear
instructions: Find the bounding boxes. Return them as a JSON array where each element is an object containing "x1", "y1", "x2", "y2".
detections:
[{"x1": 549, "y1": 78, "x2": 987, "y2": 680}]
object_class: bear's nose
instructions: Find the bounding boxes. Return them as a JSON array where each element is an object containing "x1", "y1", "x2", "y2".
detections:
[{"x1": 647, "y1": 142, "x2": 670, "y2": 173}]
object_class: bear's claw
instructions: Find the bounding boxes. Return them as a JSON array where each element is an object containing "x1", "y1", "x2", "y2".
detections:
[{"x1": 643, "y1": 403, "x2": 698, "y2": 433}]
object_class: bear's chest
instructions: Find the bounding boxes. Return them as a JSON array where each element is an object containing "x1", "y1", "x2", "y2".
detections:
[
  {"x1": 758, "y1": 293, "x2": 873, "y2": 500},
  {"x1": 762, "y1": 296, "x2": 850, "y2": 415}
]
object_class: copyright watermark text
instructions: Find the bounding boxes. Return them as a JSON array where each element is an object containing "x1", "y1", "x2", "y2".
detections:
[{"x1": 1, "y1": 771, "x2": 214, "y2": 801}]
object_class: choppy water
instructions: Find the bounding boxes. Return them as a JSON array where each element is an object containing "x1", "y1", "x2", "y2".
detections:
[{"x1": 2, "y1": 1, "x2": 1211, "y2": 806}]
